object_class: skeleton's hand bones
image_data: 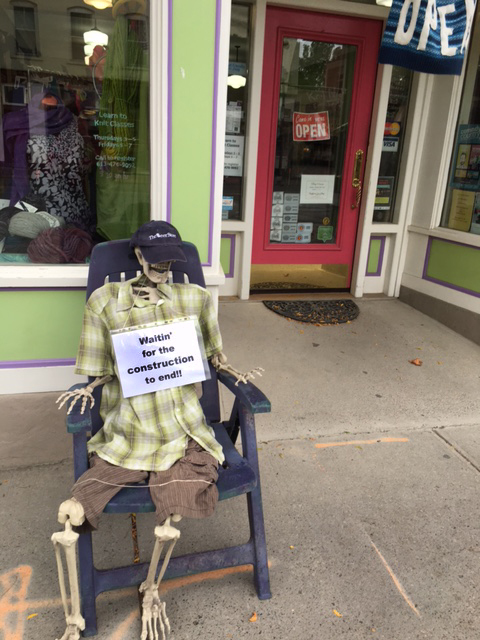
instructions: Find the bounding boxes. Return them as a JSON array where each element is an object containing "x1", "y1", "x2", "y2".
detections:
[
  {"x1": 211, "y1": 352, "x2": 264, "y2": 386},
  {"x1": 56, "y1": 375, "x2": 112, "y2": 415}
]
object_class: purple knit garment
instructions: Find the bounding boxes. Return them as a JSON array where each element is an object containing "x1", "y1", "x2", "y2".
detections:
[{"x1": 2, "y1": 92, "x2": 73, "y2": 205}]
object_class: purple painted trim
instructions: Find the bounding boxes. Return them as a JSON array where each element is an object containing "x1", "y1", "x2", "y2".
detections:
[
  {"x1": 205, "y1": 0, "x2": 222, "y2": 268},
  {"x1": 421, "y1": 236, "x2": 432, "y2": 280},
  {"x1": 166, "y1": 0, "x2": 173, "y2": 223},
  {"x1": 0, "y1": 358, "x2": 76, "y2": 369},
  {"x1": 0, "y1": 287, "x2": 86, "y2": 292},
  {"x1": 221, "y1": 233, "x2": 236, "y2": 278},
  {"x1": 365, "y1": 235, "x2": 386, "y2": 277},
  {"x1": 422, "y1": 236, "x2": 480, "y2": 298}
]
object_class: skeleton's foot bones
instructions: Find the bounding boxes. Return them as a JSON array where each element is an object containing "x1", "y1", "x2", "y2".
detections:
[
  {"x1": 139, "y1": 516, "x2": 181, "y2": 640},
  {"x1": 56, "y1": 623, "x2": 83, "y2": 640},
  {"x1": 52, "y1": 516, "x2": 85, "y2": 640},
  {"x1": 140, "y1": 588, "x2": 170, "y2": 640}
]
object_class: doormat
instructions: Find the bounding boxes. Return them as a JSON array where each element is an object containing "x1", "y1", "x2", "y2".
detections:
[
  {"x1": 251, "y1": 281, "x2": 326, "y2": 290},
  {"x1": 263, "y1": 300, "x2": 360, "y2": 325}
]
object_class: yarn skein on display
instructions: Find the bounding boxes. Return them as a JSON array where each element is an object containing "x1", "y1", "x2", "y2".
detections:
[
  {"x1": 9, "y1": 210, "x2": 65, "y2": 239},
  {"x1": 0, "y1": 206, "x2": 22, "y2": 240},
  {"x1": 28, "y1": 228, "x2": 93, "y2": 263}
]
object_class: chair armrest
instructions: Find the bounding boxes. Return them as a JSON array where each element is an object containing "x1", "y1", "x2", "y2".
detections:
[
  {"x1": 65, "y1": 383, "x2": 94, "y2": 434},
  {"x1": 217, "y1": 370, "x2": 271, "y2": 414}
]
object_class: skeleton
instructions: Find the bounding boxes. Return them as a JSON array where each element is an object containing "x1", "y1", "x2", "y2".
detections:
[{"x1": 53, "y1": 246, "x2": 263, "y2": 640}]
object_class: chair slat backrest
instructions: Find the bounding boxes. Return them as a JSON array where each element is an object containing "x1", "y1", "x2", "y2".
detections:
[{"x1": 85, "y1": 239, "x2": 221, "y2": 434}]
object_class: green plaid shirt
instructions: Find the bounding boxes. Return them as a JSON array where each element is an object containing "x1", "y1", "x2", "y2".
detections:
[{"x1": 74, "y1": 276, "x2": 224, "y2": 471}]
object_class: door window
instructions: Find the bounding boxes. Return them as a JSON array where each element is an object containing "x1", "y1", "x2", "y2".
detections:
[{"x1": 269, "y1": 38, "x2": 356, "y2": 246}]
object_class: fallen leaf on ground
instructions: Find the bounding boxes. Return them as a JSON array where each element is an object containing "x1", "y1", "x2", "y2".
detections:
[
  {"x1": 333, "y1": 609, "x2": 343, "y2": 617},
  {"x1": 27, "y1": 614, "x2": 38, "y2": 620},
  {"x1": 249, "y1": 612, "x2": 257, "y2": 622},
  {"x1": 289, "y1": 545, "x2": 295, "y2": 549},
  {"x1": 409, "y1": 358, "x2": 423, "y2": 366}
]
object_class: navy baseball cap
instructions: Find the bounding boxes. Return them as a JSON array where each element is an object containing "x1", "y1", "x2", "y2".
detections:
[{"x1": 129, "y1": 221, "x2": 187, "y2": 263}]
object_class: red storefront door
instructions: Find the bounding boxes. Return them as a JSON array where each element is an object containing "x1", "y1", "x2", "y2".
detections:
[{"x1": 251, "y1": 7, "x2": 383, "y2": 290}]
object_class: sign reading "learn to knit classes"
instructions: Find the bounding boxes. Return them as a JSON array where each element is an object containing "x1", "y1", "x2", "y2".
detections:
[
  {"x1": 378, "y1": 0, "x2": 476, "y2": 76},
  {"x1": 110, "y1": 317, "x2": 208, "y2": 398}
]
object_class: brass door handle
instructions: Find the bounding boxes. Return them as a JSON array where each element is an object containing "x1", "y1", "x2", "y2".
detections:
[{"x1": 351, "y1": 149, "x2": 364, "y2": 210}]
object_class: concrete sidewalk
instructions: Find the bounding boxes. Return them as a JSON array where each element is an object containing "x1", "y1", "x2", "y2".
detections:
[{"x1": 1, "y1": 298, "x2": 480, "y2": 640}]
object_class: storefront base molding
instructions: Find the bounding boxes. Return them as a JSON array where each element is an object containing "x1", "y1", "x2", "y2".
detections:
[
  {"x1": 0, "y1": 366, "x2": 86, "y2": 396},
  {"x1": 399, "y1": 285, "x2": 480, "y2": 346},
  {"x1": 0, "y1": 391, "x2": 73, "y2": 470}
]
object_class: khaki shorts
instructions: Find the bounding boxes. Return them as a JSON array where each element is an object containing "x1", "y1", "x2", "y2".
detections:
[{"x1": 71, "y1": 439, "x2": 219, "y2": 529}]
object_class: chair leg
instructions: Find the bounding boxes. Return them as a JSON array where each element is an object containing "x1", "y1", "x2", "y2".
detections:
[
  {"x1": 247, "y1": 484, "x2": 272, "y2": 600},
  {"x1": 239, "y1": 405, "x2": 272, "y2": 600},
  {"x1": 77, "y1": 531, "x2": 98, "y2": 637}
]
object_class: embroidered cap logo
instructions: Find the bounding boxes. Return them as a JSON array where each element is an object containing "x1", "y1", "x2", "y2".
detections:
[{"x1": 148, "y1": 233, "x2": 177, "y2": 240}]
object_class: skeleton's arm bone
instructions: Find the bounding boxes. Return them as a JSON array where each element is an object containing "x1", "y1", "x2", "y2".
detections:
[{"x1": 56, "y1": 375, "x2": 112, "y2": 415}]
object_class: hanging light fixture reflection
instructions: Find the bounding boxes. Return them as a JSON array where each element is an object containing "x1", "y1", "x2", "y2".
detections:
[
  {"x1": 84, "y1": 28, "x2": 108, "y2": 48},
  {"x1": 227, "y1": 45, "x2": 247, "y2": 90},
  {"x1": 84, "y1": 18, "x2": 108, "y2": 66},
  {"x1": 83, "y1": 0, "x2": 113, "y2": 9},
  {"x1": 227, "y1": 75, "x2": 247, "y2": 89}
]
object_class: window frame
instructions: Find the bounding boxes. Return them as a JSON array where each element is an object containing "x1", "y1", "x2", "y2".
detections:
[
  {"x1": 69, "y1": 6, "x2": 94, "y2": 62},
  {"x1": 0, "y1": 0, "x2": 167, "y2": 288},
  {"x1": 12, "y1": 1, "x2": 40, "y2": 57}
]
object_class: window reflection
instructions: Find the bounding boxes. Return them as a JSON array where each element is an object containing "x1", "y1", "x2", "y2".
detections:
[{"x1": 0, "y1": 1, "x2": 150, "y2": 264}]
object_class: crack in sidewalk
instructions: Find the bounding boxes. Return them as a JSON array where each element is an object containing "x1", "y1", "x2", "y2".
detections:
[{"x1": 432, "y1": 429, "x2": 480, "y2": 474}]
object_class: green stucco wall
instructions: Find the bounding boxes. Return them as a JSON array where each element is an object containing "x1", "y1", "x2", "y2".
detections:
[
  {"x1": 220, "y1": 236, "x2": 231, "y2": 275},
  {"x1": 171, "y1": 0, "x2": 216, "y2": 263},
  {"x1": 426, "y1": 239, "x2": 480, "y2": 294},
  {"x1": 367, "y1": 238, "x2": 382, "y2": 274},
  {"x1": 0, "y1": 291, "x2": 85, "y2": 361}
]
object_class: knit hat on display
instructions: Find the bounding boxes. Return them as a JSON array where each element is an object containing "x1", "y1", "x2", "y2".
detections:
[{"x1": 129, "y1": 221, "x2": 187, "y2": 264}]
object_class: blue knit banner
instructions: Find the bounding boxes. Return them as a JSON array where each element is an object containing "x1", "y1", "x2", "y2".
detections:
[{"x1": 379, "y1": 0, "x2": 476, "y2": 75}]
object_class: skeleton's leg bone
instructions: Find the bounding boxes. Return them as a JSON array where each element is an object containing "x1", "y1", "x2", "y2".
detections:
[
  {"x1": 139, "y1": 517, "x2": 181, "y2": 640},
  {"x1": 53, "y1": 537, "x2": 70, "y2": 622},
  {"x1": 51, "y1": 520, "x2": 86, "y2": 640}
]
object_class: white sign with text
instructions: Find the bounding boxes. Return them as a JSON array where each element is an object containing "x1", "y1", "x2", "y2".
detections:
[{"x1": 110, "y1": 317, "x2": 208, "y2": 398}]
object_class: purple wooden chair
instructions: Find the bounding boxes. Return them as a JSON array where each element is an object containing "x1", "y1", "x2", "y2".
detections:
[{"x1": 65, "y1": 239, "x2": 271, "y2": 636}]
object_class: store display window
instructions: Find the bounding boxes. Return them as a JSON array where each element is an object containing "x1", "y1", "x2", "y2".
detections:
[
  {"x1": 373, "y1": 66, "x2": 412, "y2": 223},
  {"x1": 441, "y1": 11, "x2": 480, "y2": 236},
  {"x1": 0, "y1": 0, "x2": 150, "y2": 265},
  {"x1": 222, "y1": 2, "x2": 251, "y2": 222}
]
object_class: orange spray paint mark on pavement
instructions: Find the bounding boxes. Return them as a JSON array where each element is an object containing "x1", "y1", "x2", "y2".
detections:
[
  {"x1": 110, "y1": 609, "x2": 139, "y2": 640},
  {"x1": 0, "y1": 565, "x2": 58, "y2": 640},
  {"x1": 160, "y1": 562, "x2": 257, "y2": 594},
  {"x1": 0, "y1": 561, "x2": 271, "y2": 640},
  {"x1": 370, "y1": 540, "x2": 420, "y2": 618},
  {"x1": 315, "y1": 437, "x2": 409, "y2": 449}
]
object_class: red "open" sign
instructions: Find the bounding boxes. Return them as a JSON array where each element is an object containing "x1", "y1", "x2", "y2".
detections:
[{"x1": 293, "y1": 112, "x2": 330, "y2": 142}]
